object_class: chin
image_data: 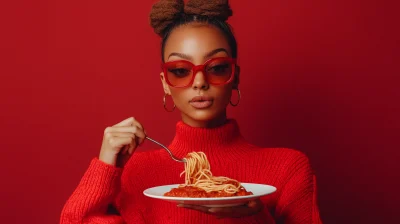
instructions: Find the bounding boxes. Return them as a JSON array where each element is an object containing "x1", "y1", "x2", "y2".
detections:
[{"x1": 185, "y1": 109, "x2": 225, "y2": 122}]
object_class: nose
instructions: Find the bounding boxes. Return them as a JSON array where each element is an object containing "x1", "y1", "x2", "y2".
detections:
[{"x1": 192, "y1": 70, "x2": 209, "y2": 90}]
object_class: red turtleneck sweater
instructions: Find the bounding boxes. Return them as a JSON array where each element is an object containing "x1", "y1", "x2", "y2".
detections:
[{"x1": 60, "y1": 120, "x2": 322, "y2": 223}]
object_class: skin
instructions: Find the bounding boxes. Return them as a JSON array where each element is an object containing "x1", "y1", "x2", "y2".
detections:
[
  {"x1": 98, "y1": 23, "x2": 263, "y2": 219},
  {"x1": 161, "y1": 24, "x2": 238, "y2": 128}
]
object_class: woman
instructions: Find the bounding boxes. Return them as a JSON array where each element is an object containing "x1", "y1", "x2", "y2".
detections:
[{"x1": 60, "y1": 0, "x2": 322, "y2": 223}]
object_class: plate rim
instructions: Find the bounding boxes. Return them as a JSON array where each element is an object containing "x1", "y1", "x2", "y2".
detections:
[{"x1": 143, "y1": 183, "x2": 277, "y2": 201}]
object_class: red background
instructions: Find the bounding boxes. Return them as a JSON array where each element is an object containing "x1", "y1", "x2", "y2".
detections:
[{"x1": 0, "y1": 0, "x2": 399, "y2": 223}]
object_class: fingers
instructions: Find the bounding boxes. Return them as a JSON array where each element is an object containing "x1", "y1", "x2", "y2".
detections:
[
  {"x1": 114, "y1": 117, "x2": 135, "y2": 127},
  {"x1": 128, "y1": 143, "x2": 136, "y2": 154},
  {"x1": 104, "y1": 129, "x2": 137, "y2": 151},
  {"x1": 177, "y1": 200, "x2": 263, "y2": 219},
  {"x1": 108, "y1": 118, "x2": 146, "y2": 145},
  {"x1": 247, "y1": 199, "x2": 263, "y2": 209},
  {"x1": 131, "y1": 118, "x2": 147, "y2": 145},
  {"x1": 107, "y1": 137, "x2": 133, "y2": 149},
  {"x1": 105, "y1": 126, "x2": 138, "y2": 133},
  {"x1": 131, "y1": 118, "x2": 143, "y2": 132},
  {"x1": 106, "y1": 132, "x2": 135, "y2": 138},
  {"x1": 112, "y1": 117, "x2": 144, "y2": 135},
  {"x1": 132, "y1": 127, "x2": 146, "y2": 145},
  {"x1": 100, "y1": 117, "x2": 146, "y2": 167},
  {"x1": 103, "y1": 119, "x2": 145, "y2": 152},
  {"x1": 207, "y1": 207, "x2": 248, "y2": 218},
  {"x1": 209, "y1": 200, "x2": 263, "y2": 218}
]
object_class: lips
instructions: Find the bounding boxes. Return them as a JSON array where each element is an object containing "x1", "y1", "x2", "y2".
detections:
[{"x1": 189, "y1": 96, "x2": 214, "y2": 109}]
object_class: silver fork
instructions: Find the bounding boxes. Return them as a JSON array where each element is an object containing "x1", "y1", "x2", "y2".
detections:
[{"x1": 145, "y1": 136, "x2": 186, "y2": 163}]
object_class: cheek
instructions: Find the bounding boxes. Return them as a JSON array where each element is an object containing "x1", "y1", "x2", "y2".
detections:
[
  {"x1": 215, "y1": 87, "x2": 233, "y2": 104},
  {"x1": 169, "y1": 89, "x2": 188, "y2": 105}
]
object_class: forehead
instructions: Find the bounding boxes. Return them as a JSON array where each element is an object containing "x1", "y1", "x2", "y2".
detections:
[{"x1": 164, "y1": 24, "x2": 232, "y2": 61}]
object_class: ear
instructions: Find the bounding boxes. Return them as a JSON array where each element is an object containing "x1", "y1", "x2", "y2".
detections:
[
  {"x1": 233, "y1": 65, "x2": 240, "y2": 89},
  {"x1": 160, "y1": 72, "x2": 171, "y2": 95}
]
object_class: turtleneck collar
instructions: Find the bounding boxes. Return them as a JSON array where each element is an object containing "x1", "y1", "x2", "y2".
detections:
[{"x1": 168, "y1": 119, "x2": 246, "y2": 157}]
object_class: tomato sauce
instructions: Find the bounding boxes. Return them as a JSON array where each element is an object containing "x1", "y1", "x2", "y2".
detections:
[{"x1": 164, "y1": 186, "x2": 253, "y2": 198}]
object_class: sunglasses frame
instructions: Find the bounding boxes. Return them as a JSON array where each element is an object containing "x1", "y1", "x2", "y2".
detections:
[{"x1": 161, "y1": 57, "x2": 237, "y2": 88}]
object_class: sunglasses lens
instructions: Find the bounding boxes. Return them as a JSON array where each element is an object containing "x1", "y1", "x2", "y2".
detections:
[
  {"x1": 165, "y1": 61, "x2": 193, "y2": 87},
  {"x1": 205, "y1": 58, "x2": 234, "y2": 84},
  {"x1": 163, "y1": 58, "x2": 235, "y2": 87}
]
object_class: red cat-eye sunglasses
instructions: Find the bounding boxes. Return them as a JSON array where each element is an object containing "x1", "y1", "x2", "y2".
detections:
[{"x1": 162, "y1": 57, "x2": 237, "y2": 88}]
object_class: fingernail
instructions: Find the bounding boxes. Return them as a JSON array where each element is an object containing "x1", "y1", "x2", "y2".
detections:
[{"x1": 208, "y1": 208, "x2": 218, "y2": 213}]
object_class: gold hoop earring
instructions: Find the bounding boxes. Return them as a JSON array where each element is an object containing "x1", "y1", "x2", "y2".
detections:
[
  {"x1": 163, "y1": 94, "x2": 176, "y2": 112},
  {"x1": 230, "y1": 89, "x2": 241, "y2": 107}
]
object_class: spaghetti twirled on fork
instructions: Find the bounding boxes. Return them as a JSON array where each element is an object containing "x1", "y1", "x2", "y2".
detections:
[{"x1": 164, "y1": 152, "x2": 252, "y2": 197}]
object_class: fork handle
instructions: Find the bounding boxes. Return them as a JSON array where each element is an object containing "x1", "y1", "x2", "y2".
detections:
[{"x1": 145, "y1": 137, "x2": 185, "y2": 163}]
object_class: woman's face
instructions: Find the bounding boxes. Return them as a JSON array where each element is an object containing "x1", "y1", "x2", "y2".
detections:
[{"x1": 161, "y1": 24, "x2": 239, "y2": 128}]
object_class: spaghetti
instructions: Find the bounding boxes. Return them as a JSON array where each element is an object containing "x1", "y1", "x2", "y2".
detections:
[{"x1": 164, "y1": 152, "x2": 252, "y2": 197}]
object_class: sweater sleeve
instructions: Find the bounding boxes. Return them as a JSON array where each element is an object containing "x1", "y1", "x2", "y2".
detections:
[
  {"x1": 60, "y1": 158, "x2": 124, "y2": 224},
  {"x1": 275, "y1": 152, "x2": 323, "y2": 224}
]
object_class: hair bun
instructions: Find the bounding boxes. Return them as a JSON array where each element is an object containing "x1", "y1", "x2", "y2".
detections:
[
  {"x1": 150, "y1": 0, "x2": 184, "y2": 36},
  {"x1": 184, "y1": 0, "x2": 233, "y2": 21}
]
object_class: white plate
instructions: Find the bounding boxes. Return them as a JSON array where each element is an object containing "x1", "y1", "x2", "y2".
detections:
[{"x1": 143, "y1": 183, "x2": 277, "y2": 207}]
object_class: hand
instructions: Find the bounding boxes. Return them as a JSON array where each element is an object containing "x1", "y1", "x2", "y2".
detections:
[
  {"x1": 99, "y1": 117, "x2": 146, "y2": 167},
  {"x1": 177, "y1": 199, "x2": 264, "y2": 219}
]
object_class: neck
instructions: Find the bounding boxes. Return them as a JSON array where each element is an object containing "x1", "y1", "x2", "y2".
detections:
[
  {"x1": 180, "y1": 110, "x2": 227, "y2": 128},
  {"x1": 168, "y1": 119, "x2": 248, "y2": 158}
]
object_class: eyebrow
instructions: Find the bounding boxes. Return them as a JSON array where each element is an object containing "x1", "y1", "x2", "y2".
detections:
[
  {"x1": 167, "y1": 48, "x2": 229, "y2": 61},
  {"x1": 167, "y1": 52, "x2": 193, "y2": 60},
  {"x1": 204, "y1": 48, "x2": 229, "y2": 59}
]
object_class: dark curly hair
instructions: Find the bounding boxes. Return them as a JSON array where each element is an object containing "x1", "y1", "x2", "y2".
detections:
[{"x1": 149, "y1": 0, "x2": 237, "y2": 61}]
